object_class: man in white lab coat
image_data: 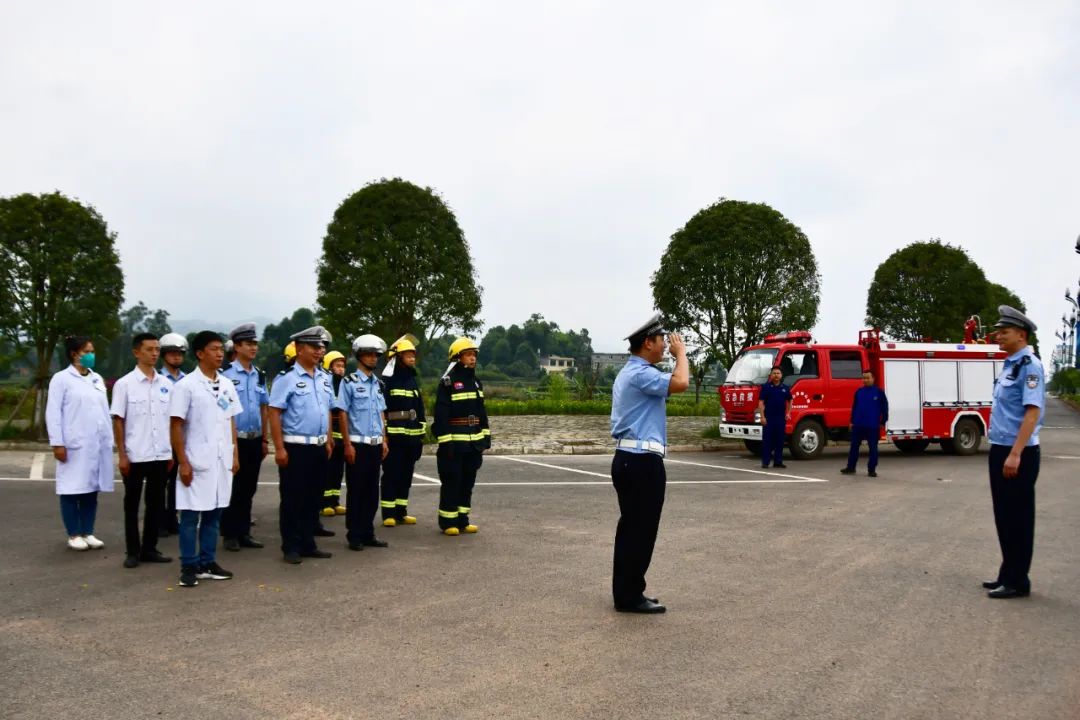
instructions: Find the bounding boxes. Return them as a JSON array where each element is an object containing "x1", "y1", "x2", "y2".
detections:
[{"x1": 169, "y1": 331, "x2": 241, "y2": 588}]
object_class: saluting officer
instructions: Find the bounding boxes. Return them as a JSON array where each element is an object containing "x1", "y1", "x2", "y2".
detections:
[
  {"x1": 757, "y1": 366, "x2": 792, "y2": 469},
  {"x1": 983, "y1": 306, "x2": 1045, "y2": 599},
  {"x1": 268, "y1": 326, "x2": 336, "y2": 564},
  {"x1": 609, "y1": 313, "x2": 689, "y2": 614},
  {"x1": 432, "y1": 338, "x2": 490, "y2": 536},
  {"x1": 380, "y1": 334, "x2": 425, "y2": 527},
  {"x1": 220, "y1": 323, "x2": 269, "y2": 552},
  {"x1": 321, "y1": 350, "x2": 348, "y2": 518},
  {"x1": 334, "y1": 334, "x2": 390, "y2": 550}
]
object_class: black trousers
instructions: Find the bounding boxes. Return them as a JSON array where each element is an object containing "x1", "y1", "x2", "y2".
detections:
[
  {"x1": 989, "y1": 443, "x2": 1040, "y2": 591},
  {"x1": 159, "y1": 452, "x2": 180, "y2": 534},
  {"x1": 436, "y1": 445, "x2": 482, "y2": 529},
  {"x1": 611, "y1": 450, "x2": 666, "y2": 607},
  {"x1": 324, "y1": 439, "x2": 345, "y2": 509},
  {"x1": 278, "y1": 443, "x2": 328, "y2": 556},
  {"x1": 344, "y1": 443, "x2": 382, "y2": 544},
  {"x1": 123, "y1": 459, "x2": 168, "y2": 556},
  {"x1": 221, "y1": 437, "x2": 264, "y2": 539},
  {"x1": 381, "y1": 441, "x2": 422, "y2": 520}
]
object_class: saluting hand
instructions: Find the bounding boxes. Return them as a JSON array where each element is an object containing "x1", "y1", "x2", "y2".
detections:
[{"x1": 668, "y1": 332, "x2": 686, "y2": 357}]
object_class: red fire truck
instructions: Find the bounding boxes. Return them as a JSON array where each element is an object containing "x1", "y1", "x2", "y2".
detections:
[{"x1": 717, "y1": 328, "x2": 1008, "y2": 460}]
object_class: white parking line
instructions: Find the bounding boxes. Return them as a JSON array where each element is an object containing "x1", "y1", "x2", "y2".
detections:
[
  {"x1": 494, "y1": 456, "x2": 610, "y2": 478},
  {"x1": 666, "y1": 458, "x2": 826, "y2": 482},
  {"x1": 494, "y1": 455, "x2": 826, "y2": 484},
  {"x1": 414, "y1": 473, "x2": 441, "y2": 484},
  {"x1": 29, "y1": 453, "x2": 44, "y2": 480}
]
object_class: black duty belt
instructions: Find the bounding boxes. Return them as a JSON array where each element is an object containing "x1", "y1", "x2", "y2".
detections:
[
  {"x1": 387, "y1": 409, "x2": 418, "y2": 421},
  {"x1": 448, "y1": 415, "x2": 481, "y2": 426}
]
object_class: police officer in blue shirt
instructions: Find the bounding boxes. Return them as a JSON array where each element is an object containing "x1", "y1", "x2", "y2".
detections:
[
  {"x1": 220, "y1": 323, "x2": 269, "y2": 551},
  {"x1": 268, "y1": 326, "x2": 336, "y2": 564},
  {"x1": 757, "y1": 366, "x2": 792, "y2": 469},
  {"x1": 841, "y1": 368, "x2": 889, "y2": 477},
  {"x1": 983, "y1": 306, "x2": 1045, "y2": 599},
  {"x1": 335, "y1": 334, "x2": 390, "y2": 551},
  {"x1": 609, "y1": 313, "x2": 689, "y2": 614}
]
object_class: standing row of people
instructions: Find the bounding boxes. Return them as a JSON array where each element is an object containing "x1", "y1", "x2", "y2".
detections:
[{"x1": 46, "y1": 323, "x2": 490, "y2": 587}]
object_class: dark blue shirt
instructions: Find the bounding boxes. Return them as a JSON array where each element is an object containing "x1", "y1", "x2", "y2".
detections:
[
  {"x1": 851, "y1": 386, "x2": 889, "y2": 428},
  {"x1": 758, "y1": 381, "x2": 791, "y2": 420}
]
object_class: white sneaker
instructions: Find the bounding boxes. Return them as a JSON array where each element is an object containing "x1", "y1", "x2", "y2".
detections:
[
  {"x1": 67, "y1": 536, "x2": 89, "y2": 551},
  {"x1": 83, "y1": 535, "x2": 105, "y2": 549}
]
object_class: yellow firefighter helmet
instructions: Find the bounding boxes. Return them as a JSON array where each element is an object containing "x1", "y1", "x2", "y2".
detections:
[
  {"x1": 322, "y1": 350, "x2": 346, "y2": 370},
  {"x1": 283, "y1": 341, "x2": 297, "y2": 361},
  {"x1": 447, "y1": 337, "x2": 479, "y2": 361},
  {"x1": 387, "y1": 334, "x2": 419, "y2": 358}
]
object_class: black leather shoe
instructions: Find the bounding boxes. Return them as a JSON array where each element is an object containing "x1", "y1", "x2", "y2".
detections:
[
  {"x1": 222, "y1": 537, "x2": 241, "y2": 552},
  {"x1": 615, "y1": 599, "x2": 667, "y2": 614},
  {"x1": 283, "y1": 552, "x2": 302, "y2": 564},
  {"x1": 238, "y1": 535, "x2": 264, "y2": 549},
  {"x1": 761, "y1": 464, "x2": 770, "y2": 469},
  {"x1": 123, "y1": 555, "x2": 139, "y2": 569},
  {"x1": 840, "y1": 467, "x2": 856, "y2": 475},
  {"x1": 646, "y1": 596, "x2": 659, "y2": 604},
  {"x1": 987, "y1": 585, "x2": 1030, "y2": 599},
  {"x1": 139, "y1": 550, "x2": 172, "y2": 563},
  {"x1": 868, "y1": 470, "x2": 878, "y2": 478},
  {"x1": 314, "y1": 527, "x2": 336, "y2": 537},
  {"x1": 362, "y1": 538, "x2": 388, "y2": 548},
  {"x1": 774, "y1": 463, "x2": 787, "y2": 469},
  {"x1": 301, "y1": 549, "x2": 333, "y2": 559},
  {"x1": 348, "y1": 543, "x2": 364, "y2": 551},
  {"x1": 982, "y1": 580, "x2": 1002, "y2": 589}
]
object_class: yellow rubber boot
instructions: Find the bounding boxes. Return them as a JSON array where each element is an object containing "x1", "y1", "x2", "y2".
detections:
[
  {"x1": 443, "y1": 527, "x2": 460, "y2": 536},
  {"x1": 401, "y1": 516, "x2": 417, "y2": 525},
  {"x1": 334, "y1": 505, "x2": 346, "y2": 515},
  {"x1": 321, "y1": 507, "x2": 336, "y2": 517},
  {"x1": 382, "y1": 518, "x2": 396, "y2": 527},
  {"x1": 463, "y1": 524, "x2": 478, "y2": 534}
]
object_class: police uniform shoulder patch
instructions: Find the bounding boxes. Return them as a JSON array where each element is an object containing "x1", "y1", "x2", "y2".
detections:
[
  {"x1": 277, "y1": 369, "x2": 287, "y2": 376},
  {"x1": 257, "y1": 368, "x2": 266, "y2": 386},
  {"x1": 1026, "y1": 374, "x2": 1039, "y2": 389},
  {"x1": 231, "y1": 378, "x2": 241, "y2": 385},
  {"x1": 346, "y1": 372, "x2": 358, "y2": 383},
  {"x1": 296, "y1": 381, "x2": 307, "y2": 389}
]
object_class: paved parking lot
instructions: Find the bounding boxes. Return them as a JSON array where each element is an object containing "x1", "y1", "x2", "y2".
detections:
[{"x1": 2, "y1": 402, "x2": 1079, "y2": 719}]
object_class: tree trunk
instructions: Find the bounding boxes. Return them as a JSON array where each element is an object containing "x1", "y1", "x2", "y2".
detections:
[{"x1": 1, "y1": 384, "x2": 34, "y2": 431}]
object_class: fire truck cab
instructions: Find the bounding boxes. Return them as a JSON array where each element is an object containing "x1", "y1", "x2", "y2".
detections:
[{"x1": 718, "y1": 329, "x2": 1007, "y2": 460}]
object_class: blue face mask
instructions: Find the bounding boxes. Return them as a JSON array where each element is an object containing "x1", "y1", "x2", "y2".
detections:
[{"x1": 79, "y1": 352, "x2": 96, "y2": 370}]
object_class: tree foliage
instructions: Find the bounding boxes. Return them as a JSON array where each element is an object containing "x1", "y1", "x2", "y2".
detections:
[
  {"x1": 866, "y1": 240, "x2": 993, "y2": 342},
  {"x1": 478, "y1": 313, "x2": 593, "y2": 378},
  {"x1": 98, "y1": 301, "x2": 172, "y2": 377},
  {"x1": 316, "y1": 178, "x2": 482, "y2": 348},
  {"x1": 652, "y1": 198, "x2": 820, "y2": 368},
  {"x1": 0, "y1": 192, "x2": 124, "y2": 434},
  {"x1": 256, "y1": 307, "x2": 318, "y2": 378}
]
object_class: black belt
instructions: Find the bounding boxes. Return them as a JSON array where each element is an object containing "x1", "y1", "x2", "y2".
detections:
[
  {"x1": 448, "y1": 415, "x2": 480, "y2": 426},
  {"x1": 387, "y1": 409, "x2": 418, "y2": 421}
]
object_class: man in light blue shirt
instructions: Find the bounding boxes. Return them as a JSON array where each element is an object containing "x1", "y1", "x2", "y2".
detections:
[
  {"x1": 334, "y1": 334, "x2": 389, "y2": 551},
  {"x1": 220, "y1": 323, "x2": 269, "y2": 552},
  {"x1": 983, "y1": 306, "x2": 1045, "y2": 599},
  {"x1": 609, "y1": 312, "x2": 689, "y2": 614}
]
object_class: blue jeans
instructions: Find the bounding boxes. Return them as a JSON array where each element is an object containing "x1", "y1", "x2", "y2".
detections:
[
  {"x1": 846, "y1": 426, "x2": 879, "y2": 471},
  {"x1": 179, "y1": 508, "x2": 222, "y2": 568},
  {"x1": 59, "y1": 492, "x2": 98, "y2": 536}
]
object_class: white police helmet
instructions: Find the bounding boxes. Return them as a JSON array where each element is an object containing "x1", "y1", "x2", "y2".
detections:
[
  {"x1": 351, "y1": 334, "x2": 387, "y2": 356},
  {"x1": 160, "y1": 333, "x2": 188, "y2": 354}
]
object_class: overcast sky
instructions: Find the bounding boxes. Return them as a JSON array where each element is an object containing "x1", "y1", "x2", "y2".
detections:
[{"x1": 2, "y1": 2, "x2": 1077, "y2": 356}]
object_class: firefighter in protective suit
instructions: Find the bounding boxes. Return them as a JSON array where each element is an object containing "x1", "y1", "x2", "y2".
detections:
[
  {"x1": 380, "y1": 335, "x2": 426, "y2": 527},
  {"x1": 433, "y1": 337, "x2": 490, "y2": 535},
  {"x1": 321, "y1": 350, "x2": 348, "y2": 517}
]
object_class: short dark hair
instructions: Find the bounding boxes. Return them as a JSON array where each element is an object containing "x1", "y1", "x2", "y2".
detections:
[
  {"x1": 629, "y1": 333, "x2": 661, "y2": 354},
  {"x1": 862, "y1": 368, "x2": 875, "y2": 377},
  {"x1": 192, "y1": 331, "x2": 223, "y2": 354},
  {"x1": 771, "y1": 366, "x2": 782, "y2": 372},
  {"x1": 64, "y1": 335, "x2": 91, "y2": 363},
  {"x1": 132, "y1": 332, "x2": 158, "y2": 349}
]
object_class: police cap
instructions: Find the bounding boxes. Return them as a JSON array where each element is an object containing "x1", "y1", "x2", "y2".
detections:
[
  {"x1": 291, "y1": 325, "x2": 332, "y2": 347},
  {"x1": 624, "y1": 312, "x2": 667, "y2": 345},
  {"x1": 993, "y1": 305, "x2": 1037, "y2": 333},
  {"x1": 229, "y1": 322, "x2": 258, "y2": 343}
]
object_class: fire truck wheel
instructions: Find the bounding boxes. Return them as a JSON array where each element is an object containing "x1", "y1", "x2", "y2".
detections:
[
  {"x1": 942, "y1": 418, "x2": 982, "y2": 456},
  {"x1": 894, "y1": 439, "x2": 931, "y2": 455},
  {"x1": 743, "y1": 440, "x2": 762, "y2": 455},
  {"x1": 790, "y1": 419, "x2": 825, "y2": 460}
]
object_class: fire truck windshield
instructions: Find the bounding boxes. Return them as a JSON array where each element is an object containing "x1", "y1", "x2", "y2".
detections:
[{"x1": 724, "y1": 349, "x2": 778, "y2": 385}]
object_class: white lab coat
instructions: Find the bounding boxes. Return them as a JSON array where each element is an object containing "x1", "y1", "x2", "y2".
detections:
[
  {"x1": 45, "y1": 365, "x2": 115, "y2": 495},
  {"x1": 169, "y1": 369, "x2": 241, "y2": 511}
]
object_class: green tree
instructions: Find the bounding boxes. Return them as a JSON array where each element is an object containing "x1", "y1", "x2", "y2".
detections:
[
  {"x1": 866, "y1": 240, "x2": 990, "y2": 342},
  {"x1": 99, "y1": 301, "x2": 173, "y2": 377},
  {"x1": 316, "y1": 178, "x2": 483, "y2": 347},
  {"x1": 258, "y1": 307, "x2": 317, "y2": 378},
  {"x1": 0, "y1": 192, "x2": 124, "y2": 436},
  {"x1": 652, "y1": 198, "x2": 821, "y2": 368}
]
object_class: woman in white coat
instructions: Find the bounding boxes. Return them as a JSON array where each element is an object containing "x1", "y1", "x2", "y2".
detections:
[{"x1": 45, "y1": 336, "x2": 115, "y2": 551}]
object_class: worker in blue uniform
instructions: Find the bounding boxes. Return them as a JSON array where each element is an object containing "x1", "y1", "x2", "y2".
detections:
[
  {"x1": 609, "y1": 312, "x2": 689, "y2": 614},
  {"x1": 757, "y1": 366, "x2": 791, "y2": 469},
  {"x1": 841, "y1": 368, "x2": 889, "y2": 477},
  {"x1": 983, "y1": 306, "x2": 1045, "y2": 599},
  {"x1": 268, "y1": 326, "x2": 336, "y2": 564}
]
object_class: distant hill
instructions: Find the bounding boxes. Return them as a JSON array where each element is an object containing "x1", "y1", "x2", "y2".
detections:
[{"x1": 168, "y1": 316, "x2": 278, "y2": 337}]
